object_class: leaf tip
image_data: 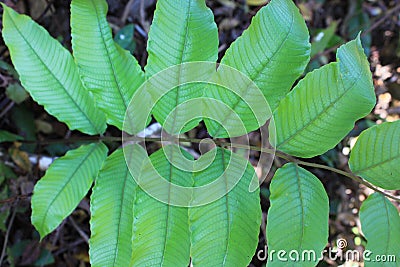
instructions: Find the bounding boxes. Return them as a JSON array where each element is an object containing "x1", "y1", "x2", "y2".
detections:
[
  {"x1": 0, "y1": 2, "x2": 8, "y2": 11},
  {"x1": 31, "y1": 216, "x2": 50, "y2": 241},
  {"x1": 1, "y1": 3, "x2": 17, "y2": 18},
  {"x1": 1, "y1": 3, "x2": 10, "y2": 22}
]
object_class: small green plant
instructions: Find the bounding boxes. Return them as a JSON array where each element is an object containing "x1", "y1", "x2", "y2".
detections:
[{"x1": 1, "y1": 0, "x2": 399, "y2": 266}]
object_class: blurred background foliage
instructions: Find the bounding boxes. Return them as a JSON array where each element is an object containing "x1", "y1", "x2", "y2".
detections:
[{"x1": 0, "y1": 0, "x2": 399, "y2": 266}]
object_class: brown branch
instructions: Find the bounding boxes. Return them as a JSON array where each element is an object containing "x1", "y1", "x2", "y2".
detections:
[
  {"x1": 13, "y1": 135, "x2": 400, "y2": 202},
  {"x1": 0, "y1": 193, "x2": 32, "y2": 205},
  {"x1": 362, "y1": 4, "x2": 400, "y2": 36},
  {"x1": 0, "y1": 207, "x2": 17, "y2": 265}
]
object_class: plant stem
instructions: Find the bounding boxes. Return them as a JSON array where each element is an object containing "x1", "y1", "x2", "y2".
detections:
[
  {"x1": 0, "y1": 206, "x2": 17, "y2": 265},
  {"x1": 16, "y1": 135, "x2": 400, "y2": 202}
]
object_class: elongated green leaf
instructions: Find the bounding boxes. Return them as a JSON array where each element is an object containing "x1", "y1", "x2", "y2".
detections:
[
  {"x1": 359, "y1": 193, "x2": 400, "y2": 266},
  {"x1": 216, "y1": 0, "x2": 310, "y2": 110},
  {"x1": 0, "y1": 130, "x2": 22, "y2": 143},
  {"x1": 189, "y1": 148, "x2": 260, "y2": 266},
  {"x1": 32, "y1": 143, "x2": 108, "y2": 238},
  {"x1": 130, "y1": 145, "x2": 192, "y2": 266},
  {"x1": 145, "y1": 0, "x2": 218, "y2": 133},
  {"x1": 270, "y1": 36, "x2": 376, "y2": 158},
  {"x1": 71, "y1": 0, "x2": 145, "y2": 130},
  {"x1": 349, "y1": 121, "x2": 400, "y2": 189},
  {"x1": 267, "y1": 163, "x2": 329, "y2": 266},
  {"x1": 89, "y1": 148, "x2": 137, "y2": 267},
  {"x1": 1, "y1": 4, "x2": 106, "y2": 135},
  {"x1": 204, "y1": 0, "x2": 310, "y2": 137}
]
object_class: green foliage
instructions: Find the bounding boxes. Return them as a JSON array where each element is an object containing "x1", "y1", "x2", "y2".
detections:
[
  {"x1": 1, "y1": 0, "x2": 398, "y2": 266},
  {"x1": 89, "y1": 148, "x2": 136, "y2": 267},
  {"x1": 114, "y1": 24, "x2": 136, "y2": 53},
  {"x1": 146, "y1": 0, "x2": 218, "y2": 133},
  {"x1": 190, "y1": 148, "x2": 261, "y2": 266},
  {"x1": 130, "y1": 146, "x2": 192, "y2": 266},
  {"x1": 359, "y1": 193, "x2": 400, "y2": 266},
  {"x1": 5, "y1": 83, "x2": 28, "y2": 104},
  {"x1": 213, "y1": 0, "x2": 310, "y2": 111},
  {"x1": 349, "y1": 121, "x2": 400, "y2": 189},
  {"x1": 31, "y1": 143, "x2": 108, "y2": 238},
  {"x1": 70, "y1": 0, "x2": 145, "y2": 130},
  {"x1": 270, "y1": 37, "x2": 376, "y2": 158},
  {"x1": 0, "y1": 130, "x2": 22, "y2": 143},
  {"x1": 267, "y1": 163, "x2": 329, "y2": 266},
  {"x1": 1, "y1": 4, "x2": 106, "y2": 135},
  {"x1": 310, "y1": 21, "x2": 339, "y2": 58},
  {"x1": 204, "y1": 0, "x2": 310, "y2": 137}
]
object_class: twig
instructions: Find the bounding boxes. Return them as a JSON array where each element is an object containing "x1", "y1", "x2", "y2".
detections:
[
  {"x1": 35, "y1": 0, "x2": 54, "y2": 22},
  {"x1": 14, "y1": 135, "x2": 400, "y2": 202},
  {"x1": 53, "y1": 239, "x2": 86, "y2": 256},
  {"x1": 0, "y1": 206, "x2": 17, "y2": 265},
  {"x1": 362, "y1": 4, "x2": 400, "y2": 36},
  {"x1": 311, "y1": 4, "x2": 400, "y2": 62},
  {"x1": 0, "y1": 193, "x2": 32, "y2": 205},
  {"x1": 242, "y1": 145, "x2": 400, "y2": 203},
  {"x1": 40, "y1": 220, "x2": 65, "y2": 267},
  {"x1": 0, "y1": 101, "x2": 14, "y2": 118},
  {"x1": 310, "y1": 44, "x2": 341, "y2": 62},
  {"x1": 121, "y1": 0, "x2": 135, "y2": 24},
  {"x1": 69, "y1": 217, "x2": 89, "y2": 244},
  {"x1": 135, "y1": 24, "x2": 148, "y2": 39}
]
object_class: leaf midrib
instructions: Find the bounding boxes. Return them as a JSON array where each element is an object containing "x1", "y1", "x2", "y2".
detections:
[
  {"x1": 160, "y1": 149, "x2": 174, "y2": 266},
  {"x1": 295, "y1": 165, "x2": 306, "y2": 251},
  {"x1": 112, "y1": 160, "x2": 131, "y2": 266},
  {"x1": 354, "y1": 131, "x2": 399, "y2": 174},
  {"x1": 277, "y1": 61, "x2": 364, "y2": 149},
  {"x1": 382, "y1": 197, "x2": 392, "y2": 258},
  {"x1": 38, "y1": 144, "x2": 99, "y2": 232},
  {"x1": 169, "y1": 1, "x2": 192, "y2": 132},
  {"x1": 212, "y1": 8, "x2": 295, "y2": 137},
  {"x1": 8, "y1": 12, "x2": 99, "y2": 133},
  {"x1": 221, "y1": 150, "x2": 232, "y2": 266},
  {"x1": 247, "y1": 8, "x2": 296, "y2": 84},
  {"x1": 90, "y1": 0, "x2": 129, "y2": 111}
]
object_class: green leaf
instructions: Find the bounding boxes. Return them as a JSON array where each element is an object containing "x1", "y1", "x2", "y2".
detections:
[
  {"x1": 203, "y1": 0, "x2": 310, "y2": 137},
  {"x1": 114, "y1": 24, "x2": 136, "y2": 53},
  {"x1": 31, "y1": 143, "x2": 108, "y2": 238},
  {"x1": 1, "y1": 4, "x2": 106, "y2": 135},
  {"x1": 345, "y1": 0, "x2": 371, "y2": 56},
  {"x1": 359, "y1": 193, "x2": 400, "y2": 266},
  {"x1": 145, "y1": 0, "x2": 218, "y2": 133},
  {"x1": 270, "y1": 36, "x2": 376, "y2": 158},
  {"x1": 0, "y1": 58, "x2": 19, "y2": 78},
  {"x1": 130, "y1": 145, "x2": 192, "y2": 266},
  {"x1": 215, "y1": 0, "x2": 310, "y2": 111},
  {"x1": 310, "y1": 21, "x2": 338, "y2": 58},
  {"x1": 267, "y1": 163, "x2": 329, "y2": 266},
  {"x1": 71, "y1": 0, "x2": 145, "y2": 130},
  {"x1": 0, "y1": 161, "x2": 16, "y2": 180},
  {"x1": 5, "y1": 83, "x2": 28, "y2": 104},
  {"x1": 89, "y1": 148, "x2": 137, "y2": 267},
  {"x1": 0, "y1": 130, "x2": 22, "y2": 143},
  {"x1": 202, "y1": 64, "x2": 271, "y2": 137},
  {"x1": 189, "y1": 148, "x2": 260, "y2": 266},
  {"x1": 349, "y1": 121, "x2": 400, "y2": 189}
]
